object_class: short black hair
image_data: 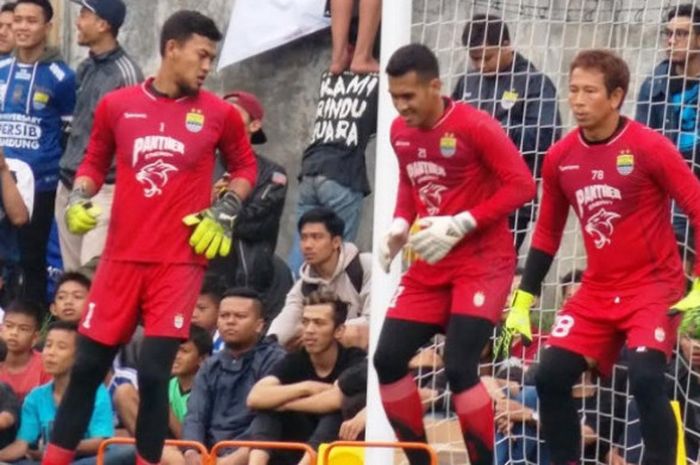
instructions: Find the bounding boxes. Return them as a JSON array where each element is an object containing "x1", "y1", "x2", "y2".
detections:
[
  {"x1": 159, "y1": 10, "x2": 222, "y2": 57},
  {"x1": 221, "y1": 287, "x2": 264, "y2": 319},
  {"x1": 461, "y1": 14, "x2": 510, "y2": 48},
  {"x1": 56, "y1": 271, "x2": 91, "y2": 293},
  {"x1": 667, "y1": 4, "x2": 700, "y2": 36},
  {"x1": 297, "y1": 207, "x2": 345, "y2": 238},
  {"x1": 5, "y1": 299, "x2": 42, "y2": 328},
  {"x1": 188, "y1": 324, "x2": 213, "y2": 356},
  {"x1": 47, "y1": 320, "x2": 78, "y2": 335},
  {"x1": 303, "y1": 290, "x2": 349, "y2": 328},
  {"x1": 15, "y1": 0, "x2": 52, "y2": 21},
  {"x1": 200, "y1": 275, "x2": 225, "y2": 303},
  {"x1": 1, "y1": 2, "x2": 16, "y2": 14},
  {"x1": 385, "y1": 43, "x2": 440, "y2": 81}
]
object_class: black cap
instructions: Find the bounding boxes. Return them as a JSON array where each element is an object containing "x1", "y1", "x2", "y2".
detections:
[{"x1": 70, "y1": 0, "x2": 126, "y2": 32}]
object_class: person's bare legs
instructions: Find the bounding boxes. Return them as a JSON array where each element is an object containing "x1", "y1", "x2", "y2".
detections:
[
  {"x1": 349, "y1": 0, "x2": 381, "y2": 73},
  {"x1": 330, "y1": 0, "x2": 353, "y2": 74}
]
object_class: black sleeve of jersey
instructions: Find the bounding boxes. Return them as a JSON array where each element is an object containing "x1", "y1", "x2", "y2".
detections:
[{"x1": 520, "y1": 247, "x2": 555, "y2": 295}]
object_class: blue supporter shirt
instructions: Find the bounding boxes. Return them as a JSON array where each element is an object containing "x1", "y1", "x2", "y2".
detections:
[
  {"x1": 18, "y1": 382, "x2": 113, "y2": 447},
  {"x1": 0, "y1": 50, "x2": 76, "y2": 192}
]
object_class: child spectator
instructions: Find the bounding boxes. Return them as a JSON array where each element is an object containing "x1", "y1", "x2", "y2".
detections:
[
  {"x1": 192, "y1": 277, "x2": 223, "y2": 336},
  {"x1": 168, "y1": 325, "x2": 212, "y2": 439},
  {"x1": 0, "y1": 300, "x2": 50, "y2": 401},
  {"x1": 0, "y1": 321, "x2": 133, "y2": 464},
  {"x1": 50, "y1": 272, "x2": 91, "y2": 323}
]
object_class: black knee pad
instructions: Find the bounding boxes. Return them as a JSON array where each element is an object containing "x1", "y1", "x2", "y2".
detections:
[
  {"x1": 443, "y1": 315, "x2": 493, "y2": 392},
  {"x1": 628, "y1": 350, "x2": 667, "y2": 403},
  {"x1": 535, "y1": 347, "x2": 588, "y2": 397}
]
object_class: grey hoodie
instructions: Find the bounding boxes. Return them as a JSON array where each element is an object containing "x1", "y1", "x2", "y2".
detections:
[
  {"x1": 59, "y1": 45, "x2": 143, "y2": 187},
  {"x1": 267, "y1": 242, "x2": 372, "y2": 345}
]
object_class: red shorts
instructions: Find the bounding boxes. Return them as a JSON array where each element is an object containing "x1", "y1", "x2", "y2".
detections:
[
  {"x1": 547, "y1": 283, "x2": 683, "y2": 376},
  {"x1": 79, "y1": 259, "x2": 206, "y2": 345},
  {"x1": 387, "y1": 257, "x2": 514, "y2": 327}
]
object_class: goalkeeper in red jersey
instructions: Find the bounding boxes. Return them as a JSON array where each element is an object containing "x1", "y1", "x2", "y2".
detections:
[
  {"x1": 496, "y1": 49, "x2": 700, "y2": 465},
  {"x1": 372, "y1": 44, "x2": 536, "y2": 465},
  {"x1": 41, "y1": 11, "x2": 256, "y2": 465}
]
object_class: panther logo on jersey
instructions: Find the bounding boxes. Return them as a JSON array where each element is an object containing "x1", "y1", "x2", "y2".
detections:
[
  {"x1": 136, "y1": 159, "x2": 178, "y2": 198},
  {"x1": 419, "y1": 183, "x2": 448, "y2": 215},
  {"x1": 585, "y1": 208, "x2": 621, "y2": 249}
]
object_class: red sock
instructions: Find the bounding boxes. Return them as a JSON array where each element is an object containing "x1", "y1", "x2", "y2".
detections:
[
  {"x1": 453, "y1": 383, "x2": 494, "y2": 465},
  {"x1": 379, "y1": 375, "x2": 426, "y2": 440},
  {"x1": 41, "y1": 443, "x2": 75, "y2": 465},
  {"x1": 136, "y1": 453, "x2": 159, "y2": 465}
]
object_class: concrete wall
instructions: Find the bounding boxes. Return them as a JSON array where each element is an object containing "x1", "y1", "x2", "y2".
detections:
[{"x1": 55, "y1": 0, "x2": 677, "y2": 288}]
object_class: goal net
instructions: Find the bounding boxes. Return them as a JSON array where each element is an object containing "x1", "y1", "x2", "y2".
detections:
[{"x1": 377, "y1": 1, "x2": 700, "y2": 464}]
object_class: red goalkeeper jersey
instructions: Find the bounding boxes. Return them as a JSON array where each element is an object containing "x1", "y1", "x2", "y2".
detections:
[
  {"x1": 76, "y1": 78, "x2": 257, "y2": 265},
  {"x1": 532, "y1": 118, "x2": 700, "y2": 292},
  {"x1": 390, "y1": 98, "x2": 535, "y2": 263}
]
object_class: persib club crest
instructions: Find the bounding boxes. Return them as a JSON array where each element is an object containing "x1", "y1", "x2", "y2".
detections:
[
  {"x1": 33, "y1": 90, "x2": 49, "y2": 110},
  {"x1": 616, "y1": 150, "x2": 634, "y2": 176},
  {"x1": 440, "y1": 132, "x2": 457, "y2": 158},
  {"x1": 185, "y1": 109, "x2": 204, "y2": 133},
  {"x1": 500, "y1": 89, "x2": 519, "y2": 110}
]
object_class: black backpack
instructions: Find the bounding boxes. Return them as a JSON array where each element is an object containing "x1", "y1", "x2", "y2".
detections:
[{"x1": 300, "y1": 254, "x2": 364, "y2": 297}]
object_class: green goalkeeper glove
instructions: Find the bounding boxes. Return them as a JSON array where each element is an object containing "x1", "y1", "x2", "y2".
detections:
[
  {"x1": 183, "y1": 191, "x2": 242, "y2": 260},
  {"x1": 670, "y1": 278, "x2": 700, "y2": 316},
  {"x1": 64, "y1": 187, "x2": 101, "y2": 235},
  {"x1": 493, "y1": 289, "x2": 535, "y2": 361}
]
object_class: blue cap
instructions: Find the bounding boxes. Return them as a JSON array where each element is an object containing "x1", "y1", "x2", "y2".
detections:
[{"x1": 71, "y1": 0, "x2": 126, "y2": 32}]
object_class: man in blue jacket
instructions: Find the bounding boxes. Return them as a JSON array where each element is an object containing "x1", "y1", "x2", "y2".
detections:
[
  {"x1": 0, "y1": 0, "x2": 76, "y2": 303},
  {"x1": 452, "y1": 14, "x2": 561, "y2": 253},
  {"x1": 637, "y1": 3, "x2": 700, "y2": 247},
  {"x1": 182, "y1": 288, "x2": 284, "y2": 465}
]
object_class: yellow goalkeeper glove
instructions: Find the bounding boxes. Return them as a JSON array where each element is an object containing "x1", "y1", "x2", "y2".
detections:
[
  {"x1": 64, "y1": 188, "x2": 101, "y2": 235},
  {"x1": 670, "y1": 278, "x2": 700, "y2": 316},
  {"x1": 494, "y1": 289, "x2": 535, "y2": 361},
  {"x1": 183, "y1": 191, "x2": 241, "y2": 260}
]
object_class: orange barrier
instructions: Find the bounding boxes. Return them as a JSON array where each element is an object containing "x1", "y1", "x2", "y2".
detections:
[
  {"x1": 321, "y1": 440, "x2": 438, "y2": 465},
  {"x1": 96, "y1": 437, "x2": 209, "y2": 465},
  {"x1": 211, "y1": 440, "x2": 316, "y2": 464}
]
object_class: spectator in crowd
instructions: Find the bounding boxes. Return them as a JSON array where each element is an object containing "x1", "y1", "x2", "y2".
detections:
[
  {"x1": 269, "y1": 208, "x2": 371, "y2": 350},
  {"x1": 328, "y1": 0, "x2": 381, "y2": 74},
  {"x1": 0, "y1": 321, "x2": 133, "y2": 465},
  {"x1": 0, "y1": 382, "x2": 18, "y2": 450},
  {"x1": 168, "y1": 325, "x2": 212, "y2": 439},
  {"x1": 49, "y1": 271, "x2": 90, "y2": 323},
  {"x1": 0, "y1": 0, "x2": 76, "y2": 304},
  {"x1": 454, "y1": 14, "x2": 560, "y2": 252},
  {"x1": 56, "y1": 0, "x2": 142, "y2": 272},
  {"x1": 191, "y1": 276, "x2": 223, "y2": 340},
  {"x1": 183, "y1": 288, "x2": 284, "y2": 465},
  {"x1": 287, "y1": 70, "x2": 378, "y2": 274},
  {"x1": 209, "y1": 91, "x2": 293, "y2": 322},
  {"x1": 247, "y1": 290, "x2": 366, "y2": 465},
  {"x1": 637, "y1": 3, "x2": 700, "y2": 245},
  {"x1": 560, "y1": 269, "x2": 583, "y2": 304},
  {"x1": 0, "y1": 2, "x2": 15, "y2": 58},
  {"x1": 0, "y1": 300, "x2": 49, "y2": 401},
  {"x1": 0, "y1": 149, "x2": 33, "y2": 306}
]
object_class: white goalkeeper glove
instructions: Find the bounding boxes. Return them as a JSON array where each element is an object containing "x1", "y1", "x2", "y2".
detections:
[
  {"x1": 408, "y1": 212, "x2": 476, "y2": 264},
  {"x1": 378, "y1": 218, "x2": 410, "y2": 273}
]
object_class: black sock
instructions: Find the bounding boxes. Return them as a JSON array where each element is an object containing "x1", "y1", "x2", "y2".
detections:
[{"x1": 134, "y1": 336, "x2": 181, "y2": 463}]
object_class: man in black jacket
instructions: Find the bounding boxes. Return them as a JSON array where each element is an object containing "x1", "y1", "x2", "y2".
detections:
[
  {"x1": 453, "y1": 14, "x2": 561, "y2": 253},
  {"x1": 209, "y1": 91, "x2": 292, "y2": 321}
]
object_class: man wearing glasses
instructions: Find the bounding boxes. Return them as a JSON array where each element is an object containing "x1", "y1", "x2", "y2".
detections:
[{"x1": 637, "y1": 4, "x2": 700, "y2": 247}]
